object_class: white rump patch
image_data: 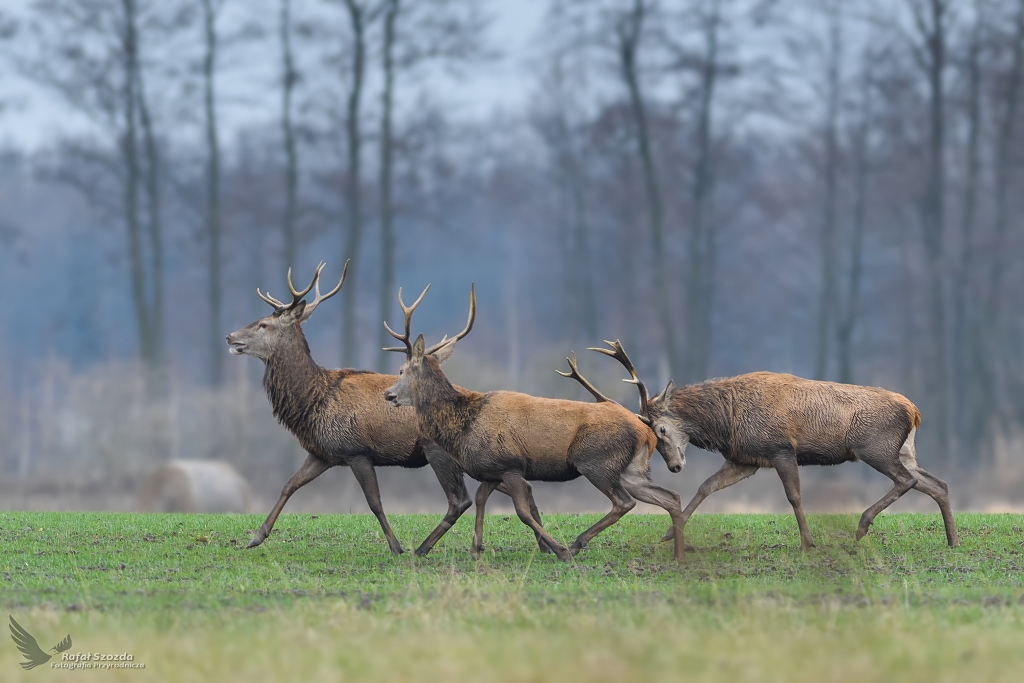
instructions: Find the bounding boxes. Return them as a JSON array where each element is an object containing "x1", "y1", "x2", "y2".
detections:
[{"x1": 899, "y1": 427, "x2": 919, "y2": 470}]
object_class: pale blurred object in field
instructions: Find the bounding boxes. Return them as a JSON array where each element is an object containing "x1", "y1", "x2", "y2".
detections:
[{"x1": 138, "y1": 460, "x2": 252, "y2": 513}]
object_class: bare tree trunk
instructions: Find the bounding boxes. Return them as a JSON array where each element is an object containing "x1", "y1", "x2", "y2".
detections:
[
  {"x1": 378, "y1": 0, "x2": 398, "y2": 372},
  {"x1": 202, "y1": 0, "x2": 223, "y2": 386},
  {"x1": 977, "y1": 0, "x2": 1024, "y2": 441},
  {"x1": 908, "y1": 0, "x2": 951, "y2": 465},
  {"x1": 956, "y1": 2, "x2": 982, "y2": 451},
  {"x1": 814, "y1": 0, "x2": 841, "y2": 381},
  {"x1": 134, "y1": 40, "x2": 164, "y2": 398},
  {"x1": 342, "y1": 0, "x2": 366, "y2": 369},
  {"x1": 836, "y1": 47, "x2": 872, "y2": 386},
  {"x1": 618, "y1": 0, "x2": 677, "y2": 380},
  {"x1": 684, "y1": 0, "x2": 721, "y2": 385},
  {"x1": 121, "y1": 0, "x2": 151, "y2": 388},
  {"x1": 280, "y1": 0, "x2": 299, "y2": 272}
]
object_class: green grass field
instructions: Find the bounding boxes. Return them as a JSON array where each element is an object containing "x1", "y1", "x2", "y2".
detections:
[{"x1": 2, "y1": 510, "x2": 1023, "y2": 682}]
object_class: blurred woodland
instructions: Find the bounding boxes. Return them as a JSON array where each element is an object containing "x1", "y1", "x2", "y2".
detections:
[{"x1": 1, "y1": 0, "x2": 1023, "y2": 511}]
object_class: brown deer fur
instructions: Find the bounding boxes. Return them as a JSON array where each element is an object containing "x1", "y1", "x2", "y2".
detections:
[
  {"x1": 384, "y1": 312, "x2": 687, "y2": 561},
  {"x1": 226, "y1": 263, "x2": 547, "y2": 556},
  {"x1": 589, "y1": 343, "x2": 959, "y2": 551}
]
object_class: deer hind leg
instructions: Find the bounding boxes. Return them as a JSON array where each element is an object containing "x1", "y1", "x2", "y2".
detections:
[
  {"x1": 662, "y1": 459, "x2": 759, "y2": 545},
  {"x1": 569, "y1": 475, "x2": 636, "y2": 557},
  {"x1": 415, "y1": 443, "x2": 472, "y2": 557},
  {"x1": 249, "y1": 453, "x2": 332, "y2": 548},
  {"x1": 501, "y1": 472, "x2": 571, "y2": 561},
  {"x1": 349, "y1": 456, "x2": 406, "y2": 555},
  {"x1": 852, "y1": 443, "x2": 917, "y2": 542},
  {"x1": 772, "y1": 451, "x2": 816, "y2": 550},
  {"x1": 620, "y1": 471, "x2": 686, "y2": 561}
]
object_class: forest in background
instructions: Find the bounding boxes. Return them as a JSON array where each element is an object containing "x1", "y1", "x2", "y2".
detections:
[{"x1": 1, "y1": 0, "x2": 1023, "y2": 510}]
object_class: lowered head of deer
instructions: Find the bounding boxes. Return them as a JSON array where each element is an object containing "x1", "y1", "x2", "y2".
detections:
[
  {"x1": 584, "y1": 340, "x2": 687, "y2": 473},
  {"x1": 226, "y1": 261, "x2": 347, "y2": 362},
  {"x1": 382, "y1": 284, "x2": 474, "y2": 407}
]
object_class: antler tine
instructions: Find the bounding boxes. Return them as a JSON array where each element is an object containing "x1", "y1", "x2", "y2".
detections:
[
  {"x1": 299, "y1": 260, "x2": 349, "y2": 320},
  {"x1": 426, "y1": 283, "x2": 477, "y2": 355},
  {"x1": 587, "y1": 339, "x2": 651, "y2": 423},
  {"x1": 287, "y1": 261, "x2": 324, "y2": 304},
  {"x1": 383, "y1": 284, "x2": 431, "y2": 356},
  {"x1": 556, "y1": 352, "x2": 614, "y2": 404},
  {"x1": 257, "y1": 287, "x2": 289, "y2": 309}
]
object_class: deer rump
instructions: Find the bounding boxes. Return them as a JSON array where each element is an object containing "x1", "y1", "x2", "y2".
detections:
[
  {"x1": 429, "y1": 391, "x2": 649, "y2": 483},
  {"x1": 676, "y1": 372, "x2": 920, "y2": 469}
]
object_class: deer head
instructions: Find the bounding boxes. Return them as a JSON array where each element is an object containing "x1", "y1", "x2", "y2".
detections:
[
  {"x1": 226, "y1": 261, "x2": 348, "y2": 362},
  {"x1": 382, "y1": 284, "x2": 475, "y2": 407},
  {"x1": 586, "y1": 340, "x2": 687, "y2": 473}
]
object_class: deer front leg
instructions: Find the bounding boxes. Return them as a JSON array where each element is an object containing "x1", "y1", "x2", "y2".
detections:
[
  {"x1": 496, "y1": 480, "x2": 553, "y2": 553},
  {"x1": 502, "y1": 472, "x2": 571, "y2": 561},
  {"x1": 471, "y1": 481, "x2": 501, "y2": 558},
  {"x1": 349, "y1": 456, "x2": 405, "y2": 555},
  {"x1": 415, "y1": 443, "x2": 472, "y2": 556},
  {"x1": 662, "y1": 459, "x2": 758, "y2": 544},
  {"x1": 249, "y1": 453, "x2": 332, "y2": 548}
]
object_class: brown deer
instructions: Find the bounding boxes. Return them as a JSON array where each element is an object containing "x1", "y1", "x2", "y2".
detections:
[
  {"x1": 382, "y1": 285, "x2": 687, "y2": 561},
  {"x1": 583, "y1": 340, "x2": 959, "y2": 551},
  {"x1": 225, "y1": 262, "x2": 547, "y2": 556}
]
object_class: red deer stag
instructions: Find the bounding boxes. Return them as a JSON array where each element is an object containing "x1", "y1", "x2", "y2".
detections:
[
  {"x1": 382, "y1": 285, "x2": 687, "y2": 561},
  {"x1": 584, "y1": 340, "x2": 959, "y2": 550},
  {"x1": 226, "y1": 262, "x2": 546, "y2": 556}
]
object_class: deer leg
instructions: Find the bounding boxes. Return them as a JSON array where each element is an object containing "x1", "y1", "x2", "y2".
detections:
[
  {"x1": 348, "y1": 456, "x2": 405, "y2": 555},
  {"x1": 853, "y1": 448, "x2": 921, "y2": 542},
  {"x1": 569, "y1": 477, "x2": 636, "y2": 557},
  {"x1": 662, "y1": 459, "x2": 759, "y2": 544},
  {"x1": 414, "y1": 443, "x2": 472, "y2": 556},
  {"x1": 906, "y1": 467, "x2": 959, "y2": 546},
  {"x1": 772, "y1": 452, "x2": 815, "y2": 550},
  {"x1": 501, "y1": 472, "x2": 571, "y2": 561},
  {"x1": 248, "y1": 453, "x2": 332, "y2": 548},
  {"x1": 620, "y1": 474, "x2": 686, "y2": 561},
  {"x1": 497, "y1": 480, "x2": 552, "y2": 553},
  {"x1": 471, "y1": 481, "x2": 501, "y2": 558}
]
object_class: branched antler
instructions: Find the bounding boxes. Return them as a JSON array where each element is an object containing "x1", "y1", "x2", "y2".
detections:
[
  {"x1": 556, "y1": 352, "x2": 614, "y2": 403},
  {"x1": 425, "y1": 284, "x2": 476, "y2": 355},
  {"x1": 382, "y1": 284, "x2": 431, "y2": 358},
  {"x1": 257, "y1": 261, "x2": 348, "y2": 319},
  {"x1": 588, "y1": 339, "x2": 651, "y2": 425}
]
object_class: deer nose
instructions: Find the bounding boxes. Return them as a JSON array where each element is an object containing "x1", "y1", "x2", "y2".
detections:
[
  {"x1": 669, "y1": 463, "x2": 682, "y2": 473},
  {"x1": 383, "y1": 390, "x2": 397, "y2": 403}
]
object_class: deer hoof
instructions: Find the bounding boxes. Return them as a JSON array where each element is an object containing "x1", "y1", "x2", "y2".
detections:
[
  {"x1": 660, "y1": 526, "x2": 676, "y2": 542},
  {"x1": 246, "y1": 537, "x2": 264, "y2": 549}
]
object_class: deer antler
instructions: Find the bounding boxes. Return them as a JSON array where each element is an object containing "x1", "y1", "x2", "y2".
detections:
[
  {"x1": 588, "y1": 339, "x2": 651, "y2": 425},
  {"x1": 556, "y1": 352, "x2": 614, "y2": 403},
  {"x1": 425, "y1": 283, "x2": 476, "y2": 355},
  {"x1": 257, "y1": 261, "x2": 347, "y2": 316},
  {"x1": 382, "y1": 284, "x2": 431, "y2": 358},
  {"x1": 299, "y1": 260, "x2": 348, "y2": 320}
]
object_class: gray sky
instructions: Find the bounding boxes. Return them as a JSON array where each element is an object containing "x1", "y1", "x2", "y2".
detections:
[{"x1": 0, "y1": 0, "x2": 548, "y2": 152}]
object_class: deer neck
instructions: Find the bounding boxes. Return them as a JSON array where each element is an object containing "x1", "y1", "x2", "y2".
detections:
[
  {"x1": 673, "y1": 383, "x2": 731, "y2": 453},
  {"x1": 412, "y1": 362, "x2": 477, "y2": 455},
  {"x1": 262, "y1": 326, "x2": 325, "y2": 436}
]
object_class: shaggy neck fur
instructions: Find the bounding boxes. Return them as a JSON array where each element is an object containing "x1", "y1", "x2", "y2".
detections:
[
  {"x1": 412, "y1": 356, "x2": 482, "y2": 455},
  {"x1": 668, "y1": 381, "x2": 733, "y2": 453},
  {"x1": 262, "y1": 324, "x2": 326, "y2": 440}
]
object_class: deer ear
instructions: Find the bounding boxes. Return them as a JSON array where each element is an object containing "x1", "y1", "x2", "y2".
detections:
[
  {"x1": 658, "y1": 380, "x2": 675, "y2": 401},
  {"x1": 430, "y1": 338, "x2": 457, "y2": 365},
  {"x1": 412, "y1": 334, "x2": 426, "y2": 360},
  {"x1": 280, "y1": 301, "x2": 306, "y2": 324}
]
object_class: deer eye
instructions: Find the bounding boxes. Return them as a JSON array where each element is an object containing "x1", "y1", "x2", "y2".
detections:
[
  {"x1": 399, "y1": 369, "x2": 403, "y2": 375},
  {"x1": 659, "y1": 426, "x2": 666, "y2": 435},
  {"x1": 258, "y1": 323, "x2": 267, "y2": 330}
]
